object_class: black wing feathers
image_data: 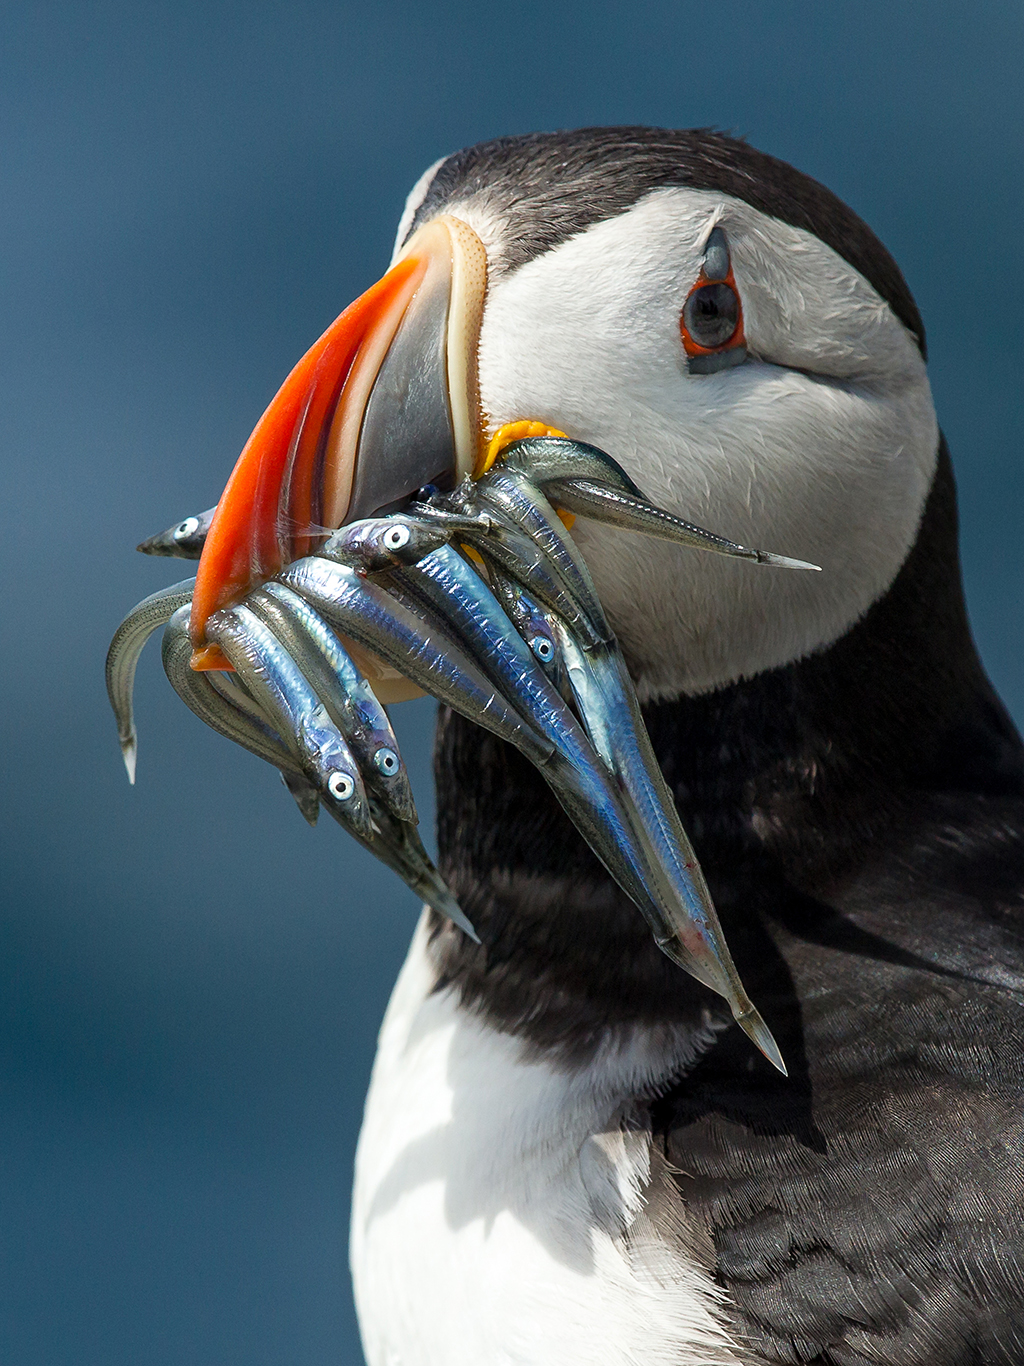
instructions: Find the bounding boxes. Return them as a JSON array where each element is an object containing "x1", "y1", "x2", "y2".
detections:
[{"x1": 656, "y1": 803, "x2": 1024, "y2": 1364}]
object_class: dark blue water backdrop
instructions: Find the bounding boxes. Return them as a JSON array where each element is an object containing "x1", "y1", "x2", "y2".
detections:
[{"x1": 1, "y1": 3, "x2": 1022, "y2": 1360}]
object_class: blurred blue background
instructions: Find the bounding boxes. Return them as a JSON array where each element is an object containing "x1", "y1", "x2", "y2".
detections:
[{"x1": 2, "y1": 1, "x2": 1023, "y2": 1361}]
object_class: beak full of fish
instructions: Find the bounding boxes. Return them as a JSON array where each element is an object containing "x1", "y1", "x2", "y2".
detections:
[
  {"x1": 109, "y1": 434, "x2": 818, "y2": 1074},
  {"x1": 107, "y1": 218, "x2": 825, "y2": 1072}
]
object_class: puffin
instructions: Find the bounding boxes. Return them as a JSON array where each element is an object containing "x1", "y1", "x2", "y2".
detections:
[{"x1": 159, "y1": 128, "x2": 1024, "y2": 1362}]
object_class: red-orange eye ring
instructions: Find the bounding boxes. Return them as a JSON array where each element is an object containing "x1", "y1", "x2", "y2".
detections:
[{"x1": 681, "y1": 226, "x2": 747, "y2": 375}]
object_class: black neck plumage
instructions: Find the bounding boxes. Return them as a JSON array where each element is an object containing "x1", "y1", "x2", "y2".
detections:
[{"x1": 429, "y1": 438, "x2": 1024, "y2": 1058}]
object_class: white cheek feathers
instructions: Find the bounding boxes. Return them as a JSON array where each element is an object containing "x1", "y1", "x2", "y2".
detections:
[{"x1": 475, "y1": 188, "x2": 938, "y2": 699}]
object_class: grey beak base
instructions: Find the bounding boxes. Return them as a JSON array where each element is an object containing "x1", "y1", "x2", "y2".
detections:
[{"x1": 347, "y1": 274, "x2": 458, "y2": 523}]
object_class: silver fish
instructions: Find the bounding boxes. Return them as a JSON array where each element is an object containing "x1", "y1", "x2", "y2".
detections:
[
  {"x1": 204, "y1": 605, "x2": 375, "y2": 842},
  {"x1": 501, "y1": 437, "x2": 820, "y2": 571},
  {"x1": 200, "y1": 603, "x2": 478, "y2": 940},
  {"x1": 247, "y1": 582, "x2": 417, "y2": 824},
  {"x1": 466, "y1": 465, "x2": 612, "y2": 641},
  {"x1": 279, "y1": 555, "x2": 554, "y2": 765},
  {"x1": 317, "y1": 514, "x2": 783, "y2": 1071},
  {"x1": 485, "y1": 572, "x2": 567, "y2": 696},
  {"x1": 278, "y1": 552, "x2": 682, "y2": 933},
  {"x1": 406, "y1": 498, "x2": 609, "y2": 650},
  {"x1": 362, "y1": 800, "x2": 481, "y2": 943},
  {"x1": 137, "y1": 506, "x2": 217, "y2": 559},
  {"x1": 121, "y1": 441, "x2": 791, "y2": 1067},
  {"x1": 477, "y1": 559, "x2": 763, "y2": 1039},
  {"x1": 160, "y1": 606, "x2": 322, "y2": 825},
  {"x1": 106, "y1": 578, "x2": 197, "y2": 782},
  {"x1": 548, "y1": 617, "x2": 782, "y2": 1067},
  {"x1": 111, "y1": 566, "x2": 475, "y2": 931}
]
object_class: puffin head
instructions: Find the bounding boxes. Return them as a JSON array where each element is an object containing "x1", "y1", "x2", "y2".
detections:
[{"x1": 190, "y1": 128, "x2": 936, "y2": 704}]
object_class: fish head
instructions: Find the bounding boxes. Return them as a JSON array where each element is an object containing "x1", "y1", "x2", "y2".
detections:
[{"x1": 325, "y1": 516, "x2": 452, "y2": 574}]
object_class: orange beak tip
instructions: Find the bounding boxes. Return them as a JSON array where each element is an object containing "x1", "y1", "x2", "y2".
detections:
[{"x1": 190, "y1": 645, "x2": 235, "y2": 672}]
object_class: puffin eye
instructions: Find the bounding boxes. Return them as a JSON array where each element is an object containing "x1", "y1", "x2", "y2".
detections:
[
  {"x1": 327, "y1": 771, "x2": 355, "y2": 801},
  {"x1": 682, "y1": 284, "x2": 739, "y2": 350},
  {"x1": 681, "y1": 225, "x2": 747, "y2": 375}
]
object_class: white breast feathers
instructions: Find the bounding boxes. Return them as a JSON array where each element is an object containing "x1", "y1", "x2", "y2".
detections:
[{"x1": 351, "y1": 914, "x2": 752, "y2": 1366}]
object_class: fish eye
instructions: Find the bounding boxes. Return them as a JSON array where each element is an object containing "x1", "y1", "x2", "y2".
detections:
[
  {"x1": 531, "y1": 636, "x2": 554, "y2": 662},
  {"x1": 374, "y1": 747, "x2": 399, "y2": 776},
  {"x1": 327, "y1": 771, "x2": 355, "y2": 801},
  {"x1": 682, "y1": 283, "x2": 739, "y2": 350},
  {"x1": 382, "y1": 524, "x2": 411, "y2": 551},
  {"x1": 175, "y1": 517, "x2": 200, "y2": 541}
]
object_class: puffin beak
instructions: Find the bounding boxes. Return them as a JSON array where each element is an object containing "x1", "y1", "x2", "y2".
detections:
[{"x1": 189, "y1": 215, "x2": 488, "y2": 668}]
